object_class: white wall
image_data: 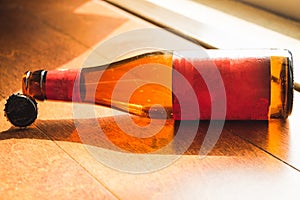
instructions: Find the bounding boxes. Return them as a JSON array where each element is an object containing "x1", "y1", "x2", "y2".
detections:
[{"x1": 239, "y1": 0, "x2": 300, "y2": 21}]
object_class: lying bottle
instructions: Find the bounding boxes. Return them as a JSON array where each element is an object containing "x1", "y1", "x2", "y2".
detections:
[{"x1": 22, "y1": 49, "x2": 294, "y2": 120}]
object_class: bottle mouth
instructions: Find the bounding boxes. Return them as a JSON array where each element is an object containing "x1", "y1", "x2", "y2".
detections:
[
  {"x1": 22, "y1": 70, "x2": 47, "y2": 100},
  {"x1": 22, "y1": 71, "x2": 31, "y2": 96}
]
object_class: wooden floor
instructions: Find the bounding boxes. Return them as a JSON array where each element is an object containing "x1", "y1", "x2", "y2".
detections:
[{"x1": 0, "y1": 0, "x2": 300, "y2": 199}]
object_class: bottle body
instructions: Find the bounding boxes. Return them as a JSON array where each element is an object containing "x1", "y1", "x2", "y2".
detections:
[
  {"x1": 172, "y1": 49, "x2": 293, "y2": 120},
  {"x1": 22, "y1": 49, "x2": 293, "y2": 120}
]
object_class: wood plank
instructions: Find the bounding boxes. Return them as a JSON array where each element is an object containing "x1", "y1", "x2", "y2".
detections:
[
  {"x1": 0, "y1": 0, "x2": 147, "y2": 198},
  {"x1": 34, "y1": 116, "x2": 300, "y2": 199},
  {"x1": 0, "y1": 127, "x2": 117, "y2": 199},
  {"x1": 1, "y1": 0, "x2": 300, "y2": 199},
  {"x1": 226, "y1": 91, "x2": 300, "y2": 171}
]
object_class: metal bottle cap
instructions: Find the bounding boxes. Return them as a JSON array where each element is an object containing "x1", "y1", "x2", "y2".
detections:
[{"x1": 4, "y1": 93, "x2": 38, "y2": 127}]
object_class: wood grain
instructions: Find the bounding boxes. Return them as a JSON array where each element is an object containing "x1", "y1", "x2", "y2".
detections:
[
  {"x1": 227, "y1": 92, "x2": 300, "y2": 171},
  {"x1": 0, "y1": 127, "x2": 118, "y2": 199},
  {"x1": 0, "y1": 0, "x2": 300, "y2": 199},
  {"x1": 33, "y1": 117, "x2": 300, "y2": 199},
  {"x1": 0, "y1": 0, "x2": 143, "y2": 198}
]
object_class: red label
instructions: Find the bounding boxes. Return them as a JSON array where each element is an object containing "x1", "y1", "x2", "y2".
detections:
[{"x1": 172, "y1": 57, "x2": 270, "y2": 120}]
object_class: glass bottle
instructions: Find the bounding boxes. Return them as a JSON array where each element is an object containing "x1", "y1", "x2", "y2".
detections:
[{"x1": 22, "y1": 49, "x2": 293, "y2": 120}]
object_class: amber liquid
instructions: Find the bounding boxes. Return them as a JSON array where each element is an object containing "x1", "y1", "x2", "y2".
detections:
[{"x1": 80, "y1": 51, "x2": 174, "y2": 118}]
